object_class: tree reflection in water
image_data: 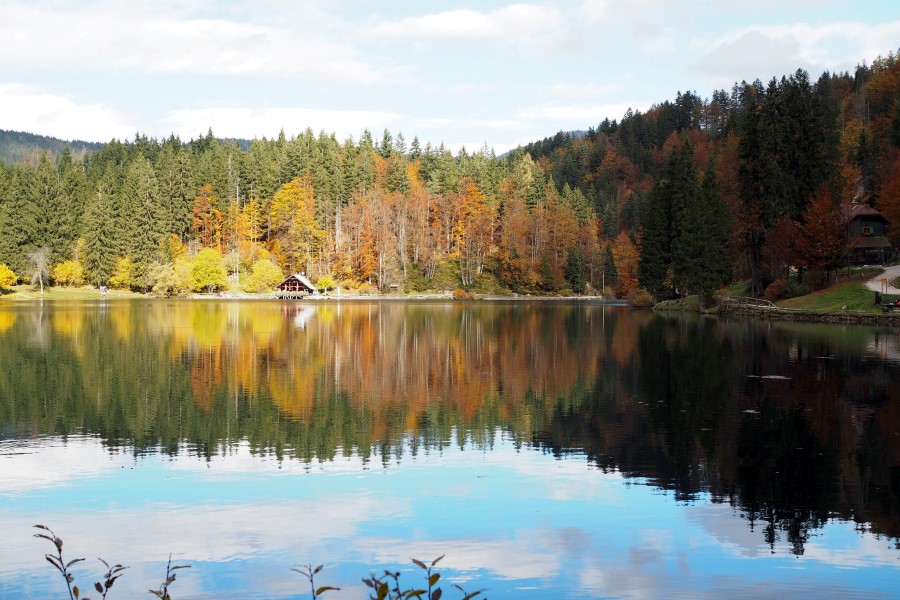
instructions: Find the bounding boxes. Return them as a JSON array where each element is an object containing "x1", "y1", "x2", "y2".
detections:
[{"x1": 0, "y1": 300, "x2": 898, "y2": 554}]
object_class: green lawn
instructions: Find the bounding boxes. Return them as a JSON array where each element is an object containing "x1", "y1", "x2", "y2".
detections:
[
  {"x1": 777, "y1": 281, "x2": 896, "y2": 312},
  {"x1": 0, "y1": 285, "x2": 145, "y2": 300}
]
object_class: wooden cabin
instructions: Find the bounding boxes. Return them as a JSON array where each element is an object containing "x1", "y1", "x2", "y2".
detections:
[
  {"x1": 276, "y1": 273, "x2": 317, "y2": 298},
  {"x1": 842, "y1": 203, "x2": 891, "y2": 264}
]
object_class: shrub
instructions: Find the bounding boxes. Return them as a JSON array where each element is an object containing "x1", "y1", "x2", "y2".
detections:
[
  {"x1": 764, "y1": 278, "x2": 811, "y2": 302},
  {"x1": 452, "y1": 289, "x2": 475, "y2": 300},
  {"x1": 0, "y1": 263, "x2": 16, "y2": 289},
  {"x1": 628, "y1": 288, "x2": 654, "y2": 308}
]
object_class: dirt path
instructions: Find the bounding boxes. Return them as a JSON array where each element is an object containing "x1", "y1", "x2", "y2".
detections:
[{"x1": 864, "y1": 265, "x2": 900, "y2": 295}]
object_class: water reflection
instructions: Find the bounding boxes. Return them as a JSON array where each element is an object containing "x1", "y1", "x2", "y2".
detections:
[{"x1": 0, "y1": 301, "x2": 898, "y2": 598}]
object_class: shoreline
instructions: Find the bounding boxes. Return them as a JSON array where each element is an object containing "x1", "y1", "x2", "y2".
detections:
[{"x1": 0, "y1": 286, "x2": 630, "y2": 304}]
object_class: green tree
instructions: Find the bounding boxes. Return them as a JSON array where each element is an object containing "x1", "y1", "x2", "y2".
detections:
[
  {"x1": 82, "y1": 181, "x2": 117, "y2": 285},
  {"x1": 244, "y1": 259, "x2": 283, "y2": 293},
  {"x1": 564, "y1": 247, "x2": 588, "y2": 293},
  {"x1": 191, "y1": 248, "x2": 228, "y2": 293}
]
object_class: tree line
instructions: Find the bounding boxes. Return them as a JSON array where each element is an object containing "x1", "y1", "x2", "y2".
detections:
[{"x1": 2, "y1": 49, "x2": 900, "y2": 298}]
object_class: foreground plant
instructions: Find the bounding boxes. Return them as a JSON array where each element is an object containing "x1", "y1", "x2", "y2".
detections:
[
  {"x1": 34, "y1": 524, "x2": 84, "y2": 600},
  {"x1": 293, "y1": 564, "x2": 340, "y2": 599},
  {"x1": 33, "y1": 525, "x2": 128, "y2": 600},
  {"x1": 148, "y1": 553, "x2": 191, "y2": 600},
  {"x1": 362, "y1": 555, "x2": 486, "y2": 600}
]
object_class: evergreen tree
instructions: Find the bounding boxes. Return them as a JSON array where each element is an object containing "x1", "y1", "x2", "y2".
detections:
[
  {"x1": 564, "y1": 247, "x2": 587, "y2": 293},
  {"x1": 638, "y1": 180, "x2": 669, "y2": 298},
  {"x1": 82, "y1": 179, "x2": 117, "y2": 285}
]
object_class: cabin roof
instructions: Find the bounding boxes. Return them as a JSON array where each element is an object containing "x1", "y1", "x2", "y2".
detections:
[
  {"x1": 842, "y1": 202, "x2": 887, "y2": 224},
  {"x1": 277, "y1": 273, "x2": 317, "y2": 291}
]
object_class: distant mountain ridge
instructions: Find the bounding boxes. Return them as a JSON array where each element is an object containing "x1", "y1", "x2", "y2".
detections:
[
  {"x1": 0, "y1": 129, "x2": 105, "y2": 165},
  {"x1": 0, "y1": 130, "x2": 259, "y2": 165}
]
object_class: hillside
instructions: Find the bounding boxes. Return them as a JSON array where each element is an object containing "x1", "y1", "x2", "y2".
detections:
[
  {"x1": 0, "y1": 130, "x2": 105, "y2": 165},
  {"x1": 0, "y1": 49, "x2": 898, "y2": 302}
]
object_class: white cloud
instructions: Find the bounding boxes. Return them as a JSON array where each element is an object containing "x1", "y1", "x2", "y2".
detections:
[
  {"x1": 695, "y1": 20, "x2": 900, "y2": 85},
  {"x1": 368, "y1": 4, "x2": 570, "y2": 52},
  {"x1": 0, "y1": 84, "x2": 135, "y2": 142},
  {"x1": 0, "y1": 1, "x2": 395, "y2": 84}
]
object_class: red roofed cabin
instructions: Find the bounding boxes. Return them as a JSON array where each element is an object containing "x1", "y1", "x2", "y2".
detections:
[
  {"x1": 276, "y1": 273, "x2": 317, "y2": 298},
  {"x1": 843, "y1": 203, "x2": 891, "y2": 264}
]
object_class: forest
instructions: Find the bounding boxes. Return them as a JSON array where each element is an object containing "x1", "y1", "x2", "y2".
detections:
[{"x1": 1, "y1": 49, "x2": 900, "y2": 299}]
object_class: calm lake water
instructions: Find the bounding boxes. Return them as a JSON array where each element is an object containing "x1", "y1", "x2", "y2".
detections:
[{"x1": 0, "y1": 300, "x2": 898, "y2": 599}]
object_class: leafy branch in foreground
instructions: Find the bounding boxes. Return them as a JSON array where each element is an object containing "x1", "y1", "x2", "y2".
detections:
[
  {"x1": 293, "y1": 564, "x2": 341, "y2": 599},
  {"x1": 148, "y1": 553, "x2": 191, "y2": 600},
  {"x1": 34, "y1": 524, "x2": 84, "y2": 600},
  {"x1": 36, "y1": 526, "x2": 482, "y2": 599},
  {"x1": 362, "y1": 555, "x2": 486, "y2": 600}
]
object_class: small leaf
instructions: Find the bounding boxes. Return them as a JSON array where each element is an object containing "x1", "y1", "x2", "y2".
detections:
[
  {"x1": 34, "y1": 533, "x2": 54, "y2": 542},
  {"x1": 67, "y1": 558, "x2": 85, "y2": 568},
  {"x1": 313, "y1": 564, "x2": 323, "y2": 575},
  {"x1": 34, "y1": 524, "x2": 50, "y2": 530},
  {"x1": 411, "y1": 559, "x2": 427, "y2": 571},
  {"x1": 315, "y1": 586, "x2": 340, "y2": 595},
  {"x1": 73, "y1": 585, "x2": 79, "y2": 598},
  {"x1": 95, "y1": 582, "x2": 103, "y2": 593},
  {"x1": 66, "y1": 573, "x2": 75, "y2": 583},
  {"x1": 170, "y1": 565, "x2": 191, "y2": 570},
  {"x1": 432, "y1": 588, "x2": 443, "y2": 600},
  {"x1": 431, "y1": 555, "x2": 445, "y2": 567},
  {"x1": 429, "y1": 573, "x2": 440, "y2": 586}
]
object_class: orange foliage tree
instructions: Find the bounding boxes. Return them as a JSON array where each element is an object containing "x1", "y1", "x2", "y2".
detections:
[{"x1": 611, "y1": 231, "x2": 639, "y2": 297}]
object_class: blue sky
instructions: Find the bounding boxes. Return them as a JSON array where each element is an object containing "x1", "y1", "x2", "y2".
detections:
[{"x1": 1, "y1": 0, "x2": 898, "y2": 153}]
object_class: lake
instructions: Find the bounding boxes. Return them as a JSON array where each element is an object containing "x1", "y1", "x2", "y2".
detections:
[{"x1": 0, "y1": 300, "x2": 898, "y2": 599}]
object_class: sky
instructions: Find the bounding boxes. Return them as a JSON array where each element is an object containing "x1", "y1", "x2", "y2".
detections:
[{"x1": 0, "y1": 0, "x2": 898, "y2": 153}]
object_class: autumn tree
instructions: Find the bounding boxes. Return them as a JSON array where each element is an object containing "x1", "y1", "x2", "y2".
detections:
[
  {"x1": 269, "y1": 175, "x2": 325, "y2": 275},
  {"x1": 794, "y1": 188, "x2": 844, "y2": 286},
  {"x1": 453, "y1": 178, "x2": 494, "y2": 286},
  {"x1": 192, "y1": 183, "x2": 222, "y2": 250}
]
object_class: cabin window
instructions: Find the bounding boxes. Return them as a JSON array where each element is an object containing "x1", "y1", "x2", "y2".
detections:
[{"x1": 863, "y1": 225, "x2": 872, "y2": 236}]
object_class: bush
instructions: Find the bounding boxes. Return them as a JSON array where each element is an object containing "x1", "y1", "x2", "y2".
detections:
[
  {"x1": 764, "y1": 278, "x2": 811, "y2": 302},
  {"x1": 0, "y1": 263, "x2": 17, "y2": 289},
  {"x1": 452, "y1": 289, "x2": 475, "y2": 300},
  {"x1": 628, "y1": 288, "x2": 654, "y2": 308}
]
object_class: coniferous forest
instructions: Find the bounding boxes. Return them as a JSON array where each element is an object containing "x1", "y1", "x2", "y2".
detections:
[{"x1": 2, "y1": 51, "x2": 900, "y2": 299}]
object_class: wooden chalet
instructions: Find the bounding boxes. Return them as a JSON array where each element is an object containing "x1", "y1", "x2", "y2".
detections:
[
  {"x1": 276, "y1": 273, "x2": 317, "y2": 298},
  {"x1": 842, "y1": 203, "x2": 892, "y2": 264}
]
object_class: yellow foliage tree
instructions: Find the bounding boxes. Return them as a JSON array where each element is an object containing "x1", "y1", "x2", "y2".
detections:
[
  {"x1": 269, "y1": 175, "x2": 325, "y2": 274},
  {"x1": 611, "y1": 231, "x2": 639, "y2": 297},
  {"x1": 52, "y1": 260, "x2": 84, "y2": 287},
  {"x1": 0, "y1": 263, "x2": 16, "y2": 289},
  {"x1": 109, "y1": 257, "x2": 135, "y2": 289}
]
